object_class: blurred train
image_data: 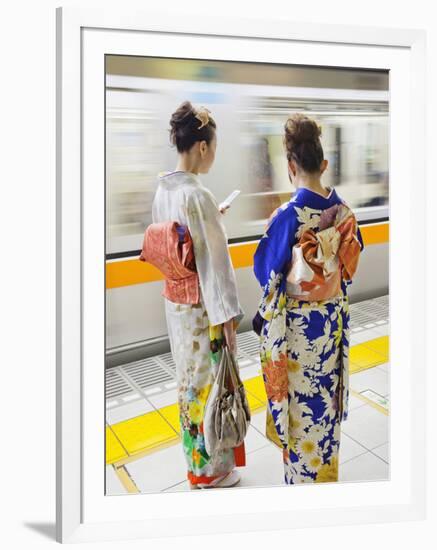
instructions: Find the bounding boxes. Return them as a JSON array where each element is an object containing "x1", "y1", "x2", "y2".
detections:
[{"x1": 105, "y1": 58, "x2": 389, "y2": 367}]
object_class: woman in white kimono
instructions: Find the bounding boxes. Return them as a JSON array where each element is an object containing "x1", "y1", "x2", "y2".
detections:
[{"x1": 152, "y1": 101, "x2": 245, "y2": 489}]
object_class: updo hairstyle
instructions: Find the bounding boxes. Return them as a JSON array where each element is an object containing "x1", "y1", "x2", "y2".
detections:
[
  {"x1": 284, "y1": 113, "x2": 324, "y2": 173},
  {"x1": 169, "y1": 100, "x2": 216, "y2": 153}
]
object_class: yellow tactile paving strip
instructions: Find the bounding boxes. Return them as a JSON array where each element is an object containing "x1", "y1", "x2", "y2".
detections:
[
  {"x1": 349, "y1": 336, "x2": 389, "y2": 373},
  {"x1": 106, "y1": 335, "x2": 389, "y2": 466},
  {"x1": 106, "y1": 222, "x2": 389, "y2": 289},
  {"x1": 111, "y1": 410, "x2": 179, "y2": 456},
  {"x1": 242, "y1": 377, "x2": 267, "y2": 410},
  {"x1": 106, "y1": 426, "x2": 128, "y2": 464}
]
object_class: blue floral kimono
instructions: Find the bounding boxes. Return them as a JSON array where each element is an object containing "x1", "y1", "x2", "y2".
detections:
[{"x1": 253, "y1": 187, "x2": 363, "y2": 484}]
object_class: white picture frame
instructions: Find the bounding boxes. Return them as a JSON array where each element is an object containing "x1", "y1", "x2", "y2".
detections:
[{"x1": 56, "y1": 6, "x2": 427, "y2": 544}]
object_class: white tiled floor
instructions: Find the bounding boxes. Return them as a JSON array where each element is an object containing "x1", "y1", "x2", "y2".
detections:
[
  {"x1": 145, "y1": 389, "x2": 178, "y2": 409},
  {"x1": 350, "y1": 328, "x2": 384, "y2": 345},
  {"x1": 240, "y1": 363, "x2": 262, "y2": 381},
  {"x1": 110, "y1": 405, "x2": 389, "y2": 494},
  {"x1": 162, "y1": 479, "x2": 191, "y2": 492},
  {"x1": 167, "y1": 442, "x2": 286, "y2": 491},
  {"x1": 340, "y1": 451, "x2": 389, "y2": 482},
  {"x1": 342, "y1": 403, "x2": 389, "y2": 450},
  {"x1": 243, "y1": 425, "x2": 272, "y2": 455},
  {"x1": 349, "y1": 367, "x2": 389, "y2": 396},
  {"x1": 106, "y1": 398, "x2": 154, "y2": 425},
  {"x1": 107, "y1": 322, "x2": 390, "y2": 494},
  {"x1": 105, "y1": 465, "x2": 129, "y2": 495},
  {"x1": 372, "y1": 323, "x2": 390, "y2": 337},
  {"x1": 348, "y1": 392, "x2": 369, "y2": 412},
  {"x1": 125, "y1": 445, "x2": 187, "y2": 494},
  {"x1": 338, "y1": 433, "x2": 368, "y2": 464},
  {"x1": 249, "y1": 408, "x2": 268, "y2": 435},
  {"x1": 237, "y1": 444, "x2": 285, "y2": 488},
  {"x1": 376, "y1": 362, "x2": 389, "y2": 373},
  {"x1": 371, "y1": 442, "x2": 389, "y2": 463}
]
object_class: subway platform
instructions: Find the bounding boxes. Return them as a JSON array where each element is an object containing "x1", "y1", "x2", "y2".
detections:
[{"x1": 105, "y1": 295, "x2": 389, "y2": 494}]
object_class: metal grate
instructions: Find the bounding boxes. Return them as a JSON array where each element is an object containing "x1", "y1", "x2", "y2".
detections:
[
  {"x1": 123, "y1": 357, "x2": 174, "y2": 391},
  {"x1": 156, "y1": 352, "x2": 177, "y2": 375},
  {"x1": 373, "y1": 295, "x2": 389, "y2": 306},
  {"x1": 350, "y1": 296, "x2": 389, "y2": 330},
  {"x1": 236, "y1": 331, "x2": 260, "y2": 359},
  {"x1": 350, "y1": 309, "x2": 380, "y2": 329},
  {"x1": 106, "y1": 368, "x2": 136, "y2": 400},
  {"x1": 372, "y1": 295, "x2": 389, "y2": 314},
  {"x1": 354, "y1": 301, "x2": 388, "y2": 321},
  {"x1": 106, "y1": 295, "x2": 389, "y2": 407}
]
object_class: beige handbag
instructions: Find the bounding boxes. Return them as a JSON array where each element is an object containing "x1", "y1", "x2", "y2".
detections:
[{"x1": 203, "y1": 345, "x2": 251, "y2": 457}]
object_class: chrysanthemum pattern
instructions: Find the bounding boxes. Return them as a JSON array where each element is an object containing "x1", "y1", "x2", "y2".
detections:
[{"x1": 255, "y1": 201, "x2": 356, "y2": 484}]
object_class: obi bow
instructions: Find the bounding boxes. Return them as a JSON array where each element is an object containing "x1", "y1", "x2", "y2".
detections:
[
  {"x1": 139, "y1": 221, "x2": 199, "y2": 304},
  {"x1": 287, "y1": 203, "x2": 361, "y2": 298}
]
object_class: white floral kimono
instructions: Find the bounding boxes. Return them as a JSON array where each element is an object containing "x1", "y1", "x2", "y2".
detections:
[{"x1": 152, "y1": 170, "x2": 245, "y2": 485}]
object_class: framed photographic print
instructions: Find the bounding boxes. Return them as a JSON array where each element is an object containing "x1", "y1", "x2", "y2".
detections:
[{"x1": 56, "y1": 6, "x2": 427, "y2": 543}]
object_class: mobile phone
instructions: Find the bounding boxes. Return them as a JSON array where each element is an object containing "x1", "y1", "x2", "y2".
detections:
[{"x1": 219, "y1": 189, "x2": 241, "y2": 210}]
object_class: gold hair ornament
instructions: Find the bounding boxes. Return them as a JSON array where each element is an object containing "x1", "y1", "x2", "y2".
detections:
[{"x1": 194, "y1": 106, "x2": 211, "y2": 129}]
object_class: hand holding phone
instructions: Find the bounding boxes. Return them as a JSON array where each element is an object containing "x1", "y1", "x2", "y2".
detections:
[{"x1": 219, "y1": 189, "x2": 241, "y2": 213}]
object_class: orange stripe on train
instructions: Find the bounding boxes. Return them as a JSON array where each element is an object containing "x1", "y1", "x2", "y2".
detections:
[{"x1": 106, "y1": 222, "x2": 388, "y2": 289}]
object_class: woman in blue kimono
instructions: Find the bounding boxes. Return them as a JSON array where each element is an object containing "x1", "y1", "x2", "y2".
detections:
[{"x1": 253, "y1": 114, "x2": 364, "y2": 484}]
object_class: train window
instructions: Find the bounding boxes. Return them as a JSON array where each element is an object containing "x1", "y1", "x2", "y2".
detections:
[
  {"x1": 106, "y1": 58, "x2": 388, "y2": 256},
  {"x1": 238, "y1": 101, "x2": 389, "y2": 236}
]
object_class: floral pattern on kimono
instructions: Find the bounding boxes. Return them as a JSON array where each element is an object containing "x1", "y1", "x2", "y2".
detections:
[
  {"x1": 253, "y1": 187, "x2": 363, "y2": 484},
  {"x1": 165, "y1": 300, "x2": 244, "y2": 484}
]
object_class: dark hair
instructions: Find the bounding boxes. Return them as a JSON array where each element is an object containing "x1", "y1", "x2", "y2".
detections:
[
  {"x1": 169, "y1": 101, "x2": 216, "y2": 153},
  {"x1": 284, "y1": 113, "x2": 324, "y2": 173}
]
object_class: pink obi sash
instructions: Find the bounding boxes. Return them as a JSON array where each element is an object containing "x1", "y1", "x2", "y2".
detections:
[{"x1": 139, "y1": 221, "x2": 200, "y2": 305}]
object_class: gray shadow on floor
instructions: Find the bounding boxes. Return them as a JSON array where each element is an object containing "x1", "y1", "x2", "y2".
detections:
[{"x1": 23, "y1": 522, "x2": 56, "y2": 541}]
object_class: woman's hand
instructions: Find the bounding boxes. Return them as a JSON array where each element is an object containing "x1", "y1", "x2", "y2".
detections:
[{"x1": 223, "y1": 318, "x2": 237, "y2": 354}]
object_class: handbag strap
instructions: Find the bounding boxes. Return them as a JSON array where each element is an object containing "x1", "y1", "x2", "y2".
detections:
[
  {"x1": 222, "y1": 344, "x2": 243, "y2": 391},
  {"x1": 216, "y1": 344, "x2": 230, "y2": 390}
]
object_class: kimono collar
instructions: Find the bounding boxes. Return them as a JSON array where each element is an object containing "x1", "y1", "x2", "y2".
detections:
[
  {"x1": 158, "y1": 170, "x2": 201, "y2": 187},
  {"x1": 292, "y1": 186, "x2": 338, "y2": 209}
]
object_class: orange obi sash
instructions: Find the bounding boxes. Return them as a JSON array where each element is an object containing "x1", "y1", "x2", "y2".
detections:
[{"x1": 286, "y1": 203, "x2": 361, "y2": 301}]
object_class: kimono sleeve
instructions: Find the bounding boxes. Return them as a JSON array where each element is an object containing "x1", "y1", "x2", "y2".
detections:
[
  {"x1": 185, "y1": 189, "x2": 243, "y2": 327},
  {"x1": 253, "y1": 207, "x2": 298, "y2": 289}
]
